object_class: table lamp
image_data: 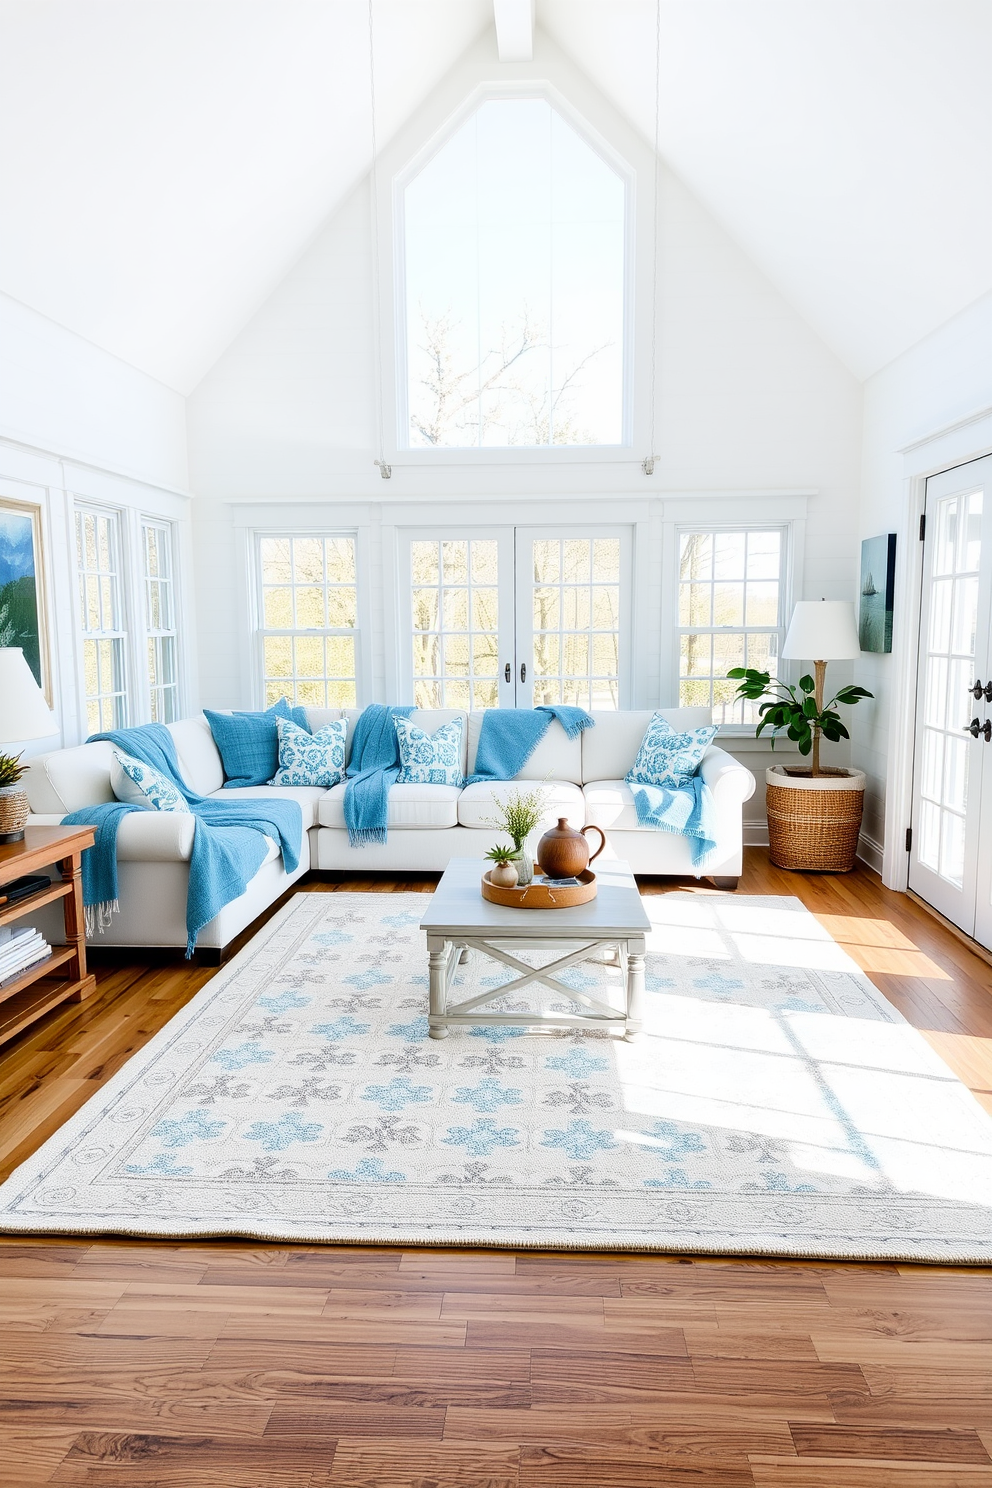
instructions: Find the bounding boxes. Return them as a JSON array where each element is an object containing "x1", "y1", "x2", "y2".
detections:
[
  {"x1": 782, "y1": 600, "x2": 861, "y2": 772},
  {"x1": 0, "y1": 648, "x2": 58, "y2": 842}
]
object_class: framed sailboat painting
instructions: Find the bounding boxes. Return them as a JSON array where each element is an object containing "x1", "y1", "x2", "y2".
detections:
[{"x1": 859, "y1": 533, "x2": 896, "y2": 653}]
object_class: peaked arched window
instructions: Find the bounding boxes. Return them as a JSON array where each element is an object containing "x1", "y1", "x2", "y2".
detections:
[{"x1": 400, "y1": 94, "x2": 627, "y2": 449}]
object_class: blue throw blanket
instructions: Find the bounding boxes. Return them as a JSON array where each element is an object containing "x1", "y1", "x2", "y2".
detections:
[
  {"x1": 61, "y1": 725, "x2": 302, "y2": 956},
  {"x1": 343, "y1": 704, "x2": 415, "y2": 847},
  {"x1": 628, "y1": 775, "x2": 717, "y2": 866},
  {"x1": 466, "y1": 706, "x2": 594, "y2": 784}
]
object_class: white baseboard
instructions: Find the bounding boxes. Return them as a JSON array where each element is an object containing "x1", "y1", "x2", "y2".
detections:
[
  {"x1": 743, "y1": 822, "x2": 769, "y2": 847},
  {"x1": 857, "y1": 831, "x2": 884, "y2": 874}
]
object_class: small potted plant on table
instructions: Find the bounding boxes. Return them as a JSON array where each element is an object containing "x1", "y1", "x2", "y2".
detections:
[
  {"x1": 729, "y1": 600, "x2": 873, "y2": 873},
  {"x1": 484, "y1": 843, "x2": 519, "y2": 889},
  {"x1": 487, "y1": 786, "x2": 548, "y2": 886}
]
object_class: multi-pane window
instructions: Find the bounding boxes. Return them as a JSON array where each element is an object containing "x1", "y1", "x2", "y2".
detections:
[
  {"x1": 411, "y1": 539, "x2": 500, "y2": 709},
  {"x1": 142, "y1": 520, "x2": 179, "y2": 723},
  {"x1": 75, "y1": 507, "x2": 127, "y2": 735},
  {"x1": 678, "y1": 528, "x2": 785, "y2": 725},
  {"x1": 531, "y1": 537, "x2": 621, "y2": 709},
  {"x1": 258, "y1": 535, "x2": 359, "y2": 707},
  {"x1": 403, "y1": 96, "x2": 626, "y2": 448}
]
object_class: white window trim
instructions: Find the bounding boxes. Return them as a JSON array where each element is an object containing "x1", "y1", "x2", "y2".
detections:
[
  {"x1": 371, "y1": 55, "x2": 657, "y2": 472},
  {"x1": 658, "y1": 503, "x2": 806, "y2": 736},
  {"x1": 247, "y1": 526, "x2": 370, "y2": 710}
]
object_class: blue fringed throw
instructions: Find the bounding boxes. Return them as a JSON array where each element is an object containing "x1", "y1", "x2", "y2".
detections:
[
  {"x1": 343, "y1": 704, "x2": 415, "y2": 847},
  {"x1": 61, "y1": 725, "x2": 302, "y2": 956},
  {"x1": 466, "y1": 705, "x2": 594, "y2": 784},
  {"x1": 628, "y1": 775, "x2": 718, "y2": 866}
]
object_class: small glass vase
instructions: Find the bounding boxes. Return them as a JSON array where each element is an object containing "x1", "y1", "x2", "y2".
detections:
[{"x1": 511, "y1": 846, "x2": 534, "y2": 886}]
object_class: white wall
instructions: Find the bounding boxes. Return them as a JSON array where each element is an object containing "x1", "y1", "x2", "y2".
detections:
[
  {"x1": 852, "y1": 290, "x2": 992, "y2": 873},
  {"x1": 0, "y1": 292, "x2": 188, "y2": 491},
  {"x1": 0, "y1": 294, "x2": 194, "y2": 749}
]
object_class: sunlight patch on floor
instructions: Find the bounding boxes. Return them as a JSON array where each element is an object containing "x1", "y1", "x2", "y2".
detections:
[{"x1": 813, "y1": 913, "x2": 953, "y2": 980}]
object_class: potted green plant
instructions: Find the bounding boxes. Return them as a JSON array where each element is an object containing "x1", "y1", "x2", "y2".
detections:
[
  {"x1": 484, "y1": 842, "x2": 519, "y2": 889},
  {"x1": 487, "y1": 785, "x2": 548, "y2": 886},
  {"x1": 729, "y1": 651, "x2": 873, "y2": 873},
  {"x1": 0, "y1": 752, "x2": 29, "y2": 843}
]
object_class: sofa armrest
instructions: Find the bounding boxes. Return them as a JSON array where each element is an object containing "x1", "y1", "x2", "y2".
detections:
[
  {"x1": 699, "y1": 746, "x2": 756, "y2": 804},
  {"x1": 27, "y1": 810, "x2": 197, "y2": 862}
]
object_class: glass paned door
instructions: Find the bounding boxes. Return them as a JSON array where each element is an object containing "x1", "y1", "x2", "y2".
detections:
[
  {"x1": 516, "y1": 530, "x2": 628, "y2": 710},
  {"x1": 910, "y1": 456, "x2": 992, "y2": 945},
  {"x1": 405, "y1": 531, "x2": 516, "y2": 708},
  {"x1": 401, "y1": 526, "x2": 629, "y2": 710}
]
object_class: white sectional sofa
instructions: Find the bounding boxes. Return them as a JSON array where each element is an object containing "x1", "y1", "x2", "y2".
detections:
[{"x1": 23, "y1": 706, "x2": 755, "y2": 953}]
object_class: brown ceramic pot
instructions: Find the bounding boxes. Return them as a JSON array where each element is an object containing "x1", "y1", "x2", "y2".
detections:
[{"x1": 536, "y1": 818, "x2": 606, "y2": 878}]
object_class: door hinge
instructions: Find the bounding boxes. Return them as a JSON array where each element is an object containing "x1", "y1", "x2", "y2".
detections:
[
  {"x1": 919, "y1": 513, "x2": 926, "y2": 541},
  {"x1": 905, "y1": 826, "x2": 913, "y2": 852}
]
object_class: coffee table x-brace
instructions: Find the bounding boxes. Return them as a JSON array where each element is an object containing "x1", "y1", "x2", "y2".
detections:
[{"x1": 419, "y1": 857, "x2": 651, "y2": 1042}]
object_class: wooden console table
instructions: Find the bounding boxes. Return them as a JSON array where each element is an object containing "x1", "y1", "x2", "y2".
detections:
[{"x1": 0, "y1": 825, "x2": 97, "y2": 1050}]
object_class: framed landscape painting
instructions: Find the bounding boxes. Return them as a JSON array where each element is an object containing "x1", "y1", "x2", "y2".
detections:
[
  {"x1": 859, "y1": 532, "x2": 896, "y2": 654},
  {"x1": 0, "y1": 497, "x2": 50, "y2": 699}
]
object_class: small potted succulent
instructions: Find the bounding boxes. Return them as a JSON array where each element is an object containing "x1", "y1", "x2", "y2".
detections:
[
  {"x1": 487, "y1": 785, "x2": 548, "y2": 886},
  {"x1": 0, "y1": 752, "x2": 29, "y2": 843},
  {"x1": 484, "y1": 842, "x2": 519, "y2": 889}
]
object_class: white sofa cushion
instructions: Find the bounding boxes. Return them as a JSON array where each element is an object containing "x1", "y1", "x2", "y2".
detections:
[
  {"x1": 318, "y1": 782, "x2": 461, "y2": 830},
  {"x1": 465, "y1": 712, "x2": 584, "y2": 784},
  {"x1": 581, "y1": 708, "x2": 714, "y2": 782},
  {"x1": 168, "y1": 717, "x2": 225, "y2": 796},
  {"x1": 212, "y1": 784, "x2": 327, "y2": 833},
  {"x1": 28, "y1": 741, "x2": 118, "y2": 813},
  {"x1": 583, "y1": 780, "x2": 646, "y2": 833},
  {"x1": 457, "y1": 780, "x2": 586, "y2": 832}
]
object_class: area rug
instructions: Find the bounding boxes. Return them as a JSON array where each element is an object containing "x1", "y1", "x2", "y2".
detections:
[{"x1": 1, "y1": 891, "x2": 990, "y2": 1261}]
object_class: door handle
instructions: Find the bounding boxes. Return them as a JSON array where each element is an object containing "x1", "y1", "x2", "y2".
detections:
[
  {"x1": 520, "y1": 662, "x2": 527, "y2": 683},
  {"x1": 966, "y1": 717, "x2": 992, "y2": 741},
  {"x1": 973, "y1": 679, "x2": 992, "y2": 702},
  {"x1": 504, "y1": 662, "x2": 511, "y2": 683}
]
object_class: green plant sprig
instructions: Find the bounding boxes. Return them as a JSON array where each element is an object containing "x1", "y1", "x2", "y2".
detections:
[
  {"x1": 0, "y1": 752, "x2": 26, "y2": 789},
  {"x1": 727, "y1": 668, "x2": 873, "y2": 761},
  {"x1": 485, "y1": 785, "x2": 548, "y2": 851}
]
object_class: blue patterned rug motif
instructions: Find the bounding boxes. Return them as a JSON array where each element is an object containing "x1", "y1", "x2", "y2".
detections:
[{"x1": 0, "y1": 891, "x2": 990, "y2": 1261}]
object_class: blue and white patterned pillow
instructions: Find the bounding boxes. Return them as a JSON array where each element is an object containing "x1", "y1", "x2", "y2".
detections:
[
  {"x1": 395, "y1": 716, "x2": 464, "y2": 786},
  {"x1": 626, "y1": 714, "x2": 718, "y2": 790},
  {"x1": 270, "y1": 717, "x2": 347, "y2": 788},
  {"x1": 111, "y1": 751, "x2": 191, "y2": 813}
]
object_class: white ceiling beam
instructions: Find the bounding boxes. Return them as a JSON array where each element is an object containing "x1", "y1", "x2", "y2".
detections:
[{"x1": 494, "y1": 0, "x2": 534, "y2": 62}]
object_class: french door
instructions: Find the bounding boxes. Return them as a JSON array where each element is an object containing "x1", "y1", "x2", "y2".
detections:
[
  {"x1": 909, "y1": 456, "x2": 992, "y2": 948},
  {"x1": 400, "y1": 526, "x2": 631, "y2": 711}
]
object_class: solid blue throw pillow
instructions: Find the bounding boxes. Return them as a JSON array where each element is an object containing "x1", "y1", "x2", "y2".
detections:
[{"x1": 204, "y1": 699, "x2": 310, "y2": 788}]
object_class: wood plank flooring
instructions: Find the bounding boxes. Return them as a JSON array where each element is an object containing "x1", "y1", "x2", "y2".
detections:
[{"x1": 0, "y1": 850, "x2": 990, "y2": 1487}]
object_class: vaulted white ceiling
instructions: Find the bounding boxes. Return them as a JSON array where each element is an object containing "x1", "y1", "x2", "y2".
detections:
[{"x1": 1, "y1": 0, "x2": 989, "y2": 392}]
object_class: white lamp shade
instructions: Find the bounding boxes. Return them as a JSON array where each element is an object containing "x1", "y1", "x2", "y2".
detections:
[
  {"x1": 0, "y1": 648, "x2": 58, "y2": 743},
  {"x1": 782, "y1": 601, "x2": 861, "y2": 661}
]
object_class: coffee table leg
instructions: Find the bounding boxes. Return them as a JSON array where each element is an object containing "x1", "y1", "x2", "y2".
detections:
[
  {"x1": 458, "y1": 945, "x2": 471, "y2": 964},
  {"x1": 428, "y1": 939, "x2": 450, "y2": 1039},
  {"x1": 625, "y1": 948, "x2": 645, "y2": 1042}
]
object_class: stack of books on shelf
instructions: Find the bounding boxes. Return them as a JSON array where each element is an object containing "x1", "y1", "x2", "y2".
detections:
[{"x1": 0, "y1": 926, "x2": 51, "y2": 988}]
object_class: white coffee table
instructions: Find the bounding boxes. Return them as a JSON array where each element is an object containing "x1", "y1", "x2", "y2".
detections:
[{"x1": 419, "y1": 857, "x2": 651, "y2": 1041}]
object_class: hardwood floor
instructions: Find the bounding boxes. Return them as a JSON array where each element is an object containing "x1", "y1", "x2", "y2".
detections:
[{"x1": 0, "y1": 850, "x2": 990, "y2": 1487}]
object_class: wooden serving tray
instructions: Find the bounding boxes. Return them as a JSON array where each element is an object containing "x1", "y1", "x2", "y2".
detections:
[{"x1": 481, "y1": 868, "x2": 597, "y2": 909}]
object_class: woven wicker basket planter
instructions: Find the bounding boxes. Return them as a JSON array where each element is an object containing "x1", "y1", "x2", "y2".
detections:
[
  {"x1": 0, "y1": 784, "x2": 29, "y2": 842},
  {"x1": 765, "y1": 766, "x2": 866, "y2": 873}
]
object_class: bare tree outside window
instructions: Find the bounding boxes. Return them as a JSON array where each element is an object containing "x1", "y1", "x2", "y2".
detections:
[{"x1": 403, "y1": 97, "x2": 626, "y2": 449}]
